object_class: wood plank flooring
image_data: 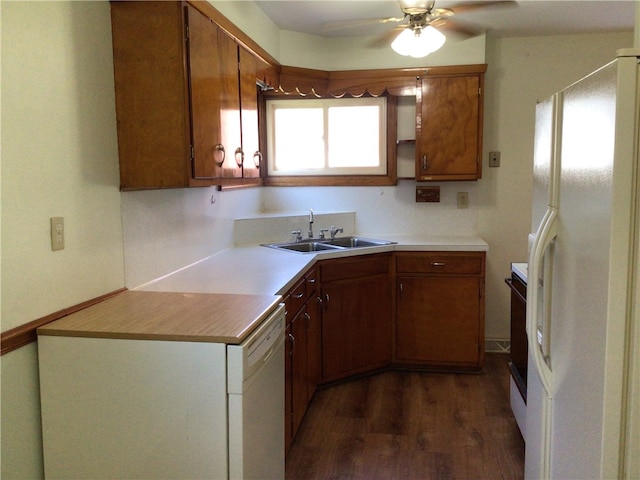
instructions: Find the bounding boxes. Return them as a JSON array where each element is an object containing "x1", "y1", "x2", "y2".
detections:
[{"x1": 286, "y1": 354, "x2": 525, "y2": 480}]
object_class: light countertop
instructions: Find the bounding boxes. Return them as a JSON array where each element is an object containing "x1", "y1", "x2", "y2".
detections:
[
  {"x1": 38, "y1": 234, "x2": 487, "y2": 344},
  {"x1": 139, "y1": 234, "x2": 489, "y2": 296}
]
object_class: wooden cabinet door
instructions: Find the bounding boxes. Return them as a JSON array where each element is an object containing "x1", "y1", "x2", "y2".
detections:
[
  {"x1": 239, "y1": 47, "x2": 262, "y2": 178},
  {"x1": 416, "y1": 75, "x2": 482, "y2": 181},
  {"x1": 396, "y1": 276, "x2": 482, "y2": 366},
  {"x1": 186, "y1": 5, "x2": 223, "y2": 179},
  {"x1": 321, "y1": 274, "x2": 391, "y2": 382},
  {"x1": 290, "y1": 306, "x2": 308, "y2": 439},
  {"x1": 305, "y1": 295, "x2": 322, "y2": 402},
  {"x1": 111, "y1": 1, "x2": 194, "y2": 189},
  {"x1": 284, "y1": 317, "x2": 293, "y2": 454},
  {"x1": 217, "y1": 29, "x2": 243, "y2": 178}
]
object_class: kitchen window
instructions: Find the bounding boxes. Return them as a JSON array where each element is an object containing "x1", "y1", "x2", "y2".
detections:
[{"x1": 263, "y1": 95, "x2": 397, "y2": 186}]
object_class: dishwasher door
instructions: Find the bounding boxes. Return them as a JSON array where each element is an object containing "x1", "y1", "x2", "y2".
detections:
[{"x1": 227, "y1": 303, "x2": 286, "y2": 480}]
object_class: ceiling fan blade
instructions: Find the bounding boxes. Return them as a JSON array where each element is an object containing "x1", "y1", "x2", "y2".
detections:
[
  {"x1": 434, "y1": 18, "x2": 483, "y2": 38},
  {"x1": 366, "y1": 25, "x2": 407, "y2": 49},
  {"x1": 447, "y1": 0, "x2": 517, "y2": 15},
  {"x1": 321, "y1": 15, "x2": 405, "y2": 33}
]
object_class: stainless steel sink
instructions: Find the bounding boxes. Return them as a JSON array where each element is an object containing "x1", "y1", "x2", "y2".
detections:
[
  {"x1": 326, "y1": 236, "x2": 394, "y2": 248},
  {"x1": 271, "y1": 241, "x2": 343, "y2": 253},
  {"x1": 262, "y1": 236, "x2": 396, "y2": 254}
]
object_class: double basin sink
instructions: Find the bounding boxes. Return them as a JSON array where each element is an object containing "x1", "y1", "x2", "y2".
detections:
[{"x1": 263, "y1": 236, "x2": 396, "y2": 254}]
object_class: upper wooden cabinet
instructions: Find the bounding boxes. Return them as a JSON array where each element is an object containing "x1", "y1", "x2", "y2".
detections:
[
  {"x1": 110, "y1": 1, "x2": 266, "y2": 190},
  {"x1": 239, "y1": 47, "x2": 262, "y2": 179},
  {"x1": 415, "y1": 67, "x2": 486, "y2": 181}
]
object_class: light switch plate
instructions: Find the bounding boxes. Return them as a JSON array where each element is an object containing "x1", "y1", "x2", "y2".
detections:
[
  {"x1": 50, "y1": 217, "x2": 65, "y2": 251},
  {"x1": 457, "y1": 192, "x2": 469, "y2": 209}
]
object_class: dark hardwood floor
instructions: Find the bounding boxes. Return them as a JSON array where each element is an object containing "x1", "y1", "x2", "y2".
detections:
[{"x1": 286, "y1": 353, "x2": 525, "y2": 480}]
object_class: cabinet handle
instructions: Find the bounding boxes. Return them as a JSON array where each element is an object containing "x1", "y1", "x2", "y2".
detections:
[
  {"x1": 316, "y1": 296, "x2": 322, "y2": 305},
  {"x1": 304, "y1": 312, "x2": 311, "y2": 327},
  {"x1": 288, "y1": 333, "x2": 295, "y2": 355},
  {"x1": 430, "y1": 262, "x2": 446, "y2": 267},
  {"x1": 422, "y1": 155, "x2": 428, "y2": 171},
  {"x1": 308, "y1": 278, "x2": 316, "y2": 284},
  {"x1": 293, "y1": 292, "x2": 304, "y2": 299},
  {"x1": 324, "y1": 293, "x2": 330, "y2": 310},
  {"x1": 235, "y1": 147, "x2": 244, "y2": 167},
  {"x1": 214, "y1": 144, "x2": 225, "y2": 167},
  {"x1": 253, "y1": 151, "x2": 262, "y2": 169}
]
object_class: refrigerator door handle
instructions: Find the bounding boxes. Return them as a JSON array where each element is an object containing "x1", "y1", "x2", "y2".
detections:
[
  {"x1": 527, "y1": 206, "x2": 557, "y2": 397},
  {"x1": 527, "y1": 206, "x2": 557, "y2": 480}
]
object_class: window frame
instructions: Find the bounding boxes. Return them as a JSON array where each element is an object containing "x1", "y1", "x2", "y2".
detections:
[{"x1": 260, "y1": 93, "x2": 398, "y2": 187}]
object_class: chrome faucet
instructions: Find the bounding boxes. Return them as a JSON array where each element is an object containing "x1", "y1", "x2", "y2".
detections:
[
  {"x1": 329, "y1": 225, "x2": 343, "y2": 240},
  {"x1": 308, "y1": 209, "x2": 314, "y2": 239}
]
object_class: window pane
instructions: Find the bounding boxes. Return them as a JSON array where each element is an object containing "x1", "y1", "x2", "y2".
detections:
[
  {"x1": 273, "y1": 108, "x2": 324, "y2": 171},
  {"x1": 328, "y1": 106, "x2": 380, "y2": 168}
]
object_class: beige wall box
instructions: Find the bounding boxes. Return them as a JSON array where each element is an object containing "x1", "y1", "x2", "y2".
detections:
[{"x1": 416, "y1": 186, "x2": 440, "y2": 203}]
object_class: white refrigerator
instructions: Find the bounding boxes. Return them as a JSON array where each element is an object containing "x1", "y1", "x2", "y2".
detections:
[{"x1": 526, "y1": 49, "x2": 640, "y2": 479}]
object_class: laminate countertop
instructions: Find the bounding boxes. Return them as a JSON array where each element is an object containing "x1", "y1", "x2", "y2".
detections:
[
  {"x1": 139, "y1": 234, "x2": 489, "y2": 297},
  {"x1": 37, "y1": 291, "x2": 282, "y2": 344},
  {"x1": 38, "y1": 235, "x2": 487, "y2": 344}
]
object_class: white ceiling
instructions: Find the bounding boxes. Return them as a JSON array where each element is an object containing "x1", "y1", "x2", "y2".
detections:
[{"x1": 254, "y1": 1, "x2": 636, "y2": 39}]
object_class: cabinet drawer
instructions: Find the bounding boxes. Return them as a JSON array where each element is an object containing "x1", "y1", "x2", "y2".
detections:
[
  {"x1": 320, "y1": 254, "x2": 390, "y2": 283},
  {"x1": 396, "y1": 252, "x2": 484, "y2": 275}
]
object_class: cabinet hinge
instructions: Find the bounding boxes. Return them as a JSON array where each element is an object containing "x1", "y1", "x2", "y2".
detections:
[
  {"x1": 190, "y1": 145, "x2": 195, "y2": 162},
  {"x1": 184, "y1": 23, "x2": 189, "y2": 42},
  {"x1": 478, "y1": 87, "x2": 482, "y2": 96}
]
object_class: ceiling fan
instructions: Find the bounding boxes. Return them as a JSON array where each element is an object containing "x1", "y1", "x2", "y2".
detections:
[{"x1": 323, "y1": 1, "x2": 516, "y2": 58}]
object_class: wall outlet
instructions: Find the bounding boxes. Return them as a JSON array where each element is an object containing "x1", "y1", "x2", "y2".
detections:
[
  {"x1": 50, "y1": 217, "x2": 65, "y2": 251},
  {"x1": 457, "y1": 192, "x2": 469, "y2": 209},
  {"x1": 489, "y1": 151, "x2": 501, "y2": 167}
]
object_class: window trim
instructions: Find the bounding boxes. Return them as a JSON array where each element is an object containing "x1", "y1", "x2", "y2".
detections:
[{"x1": 261, "y1": 94, "x2": 398, "y2": 187}]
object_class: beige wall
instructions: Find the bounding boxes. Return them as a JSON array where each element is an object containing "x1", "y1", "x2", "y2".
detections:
[
  {"x1": 480, "y1": 30, "x2": 634, "y2": 341},
  {"x1": 1, "y1": 2, "x2": 126, "y2": 477},
  {"x1": 0, "y1": 1, "x2": 635, "y2": 477}
]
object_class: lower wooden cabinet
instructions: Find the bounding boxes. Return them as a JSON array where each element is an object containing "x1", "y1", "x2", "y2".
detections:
[
  {"x1": 285, "y1": 251, "x2": 486, "y2": 451},
  {"x1": 320, "y1": 254, "x2": 392, "y2": 383},
  {"x1": 395, "y1": 252, "x2": 486, "y2": 369},
  {"x1": 284, "y1": 267, "x2": 320, "y2": 454}
]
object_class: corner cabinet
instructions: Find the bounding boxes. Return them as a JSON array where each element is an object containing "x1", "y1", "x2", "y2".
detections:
[
  {"x1": 320, "y1": 254, "x2": 392, "y2": 383},
  {"x1": 110, "y1": 1, "x2": 265, "y2": 190},
  {"x1": 395, "y1": 252, "x2": 486, "y2": 370},
  {"x1": 415, "y1": 66, "x2": 486, "y2": 181}
]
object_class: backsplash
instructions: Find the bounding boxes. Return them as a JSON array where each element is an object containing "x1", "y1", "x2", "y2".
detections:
[
  {"x1": 121, "y1": 180, "x2": 478, "y2": 289},
  {"x1": 262, "y1": 180, "x2": 478, "y2": 237},
  {"x1": 234, "y1": 212, "x2": 356, "y2": 246}
]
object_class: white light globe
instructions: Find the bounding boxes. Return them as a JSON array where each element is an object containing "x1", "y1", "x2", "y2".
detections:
[{"x1": 391, "y1": 25, "x2": 446, "y2": 58}]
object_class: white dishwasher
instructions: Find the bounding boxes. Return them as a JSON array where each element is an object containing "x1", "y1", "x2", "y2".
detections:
[{"x1": 227, "y1": 303, "x2": 285, "y2": 480}]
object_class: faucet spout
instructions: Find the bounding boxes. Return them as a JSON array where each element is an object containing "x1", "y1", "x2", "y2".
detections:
[
  {"x1": 308, "y1": 209, "x2": 314, "y2": 238},
  {"x1": 329, "y1": 226, "x2": 343, "y2": 240}
]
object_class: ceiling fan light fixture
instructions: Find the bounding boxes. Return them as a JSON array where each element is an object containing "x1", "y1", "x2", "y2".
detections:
[{"x1": 391, "y1": 25, "x2": 445, "y2": 58}]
